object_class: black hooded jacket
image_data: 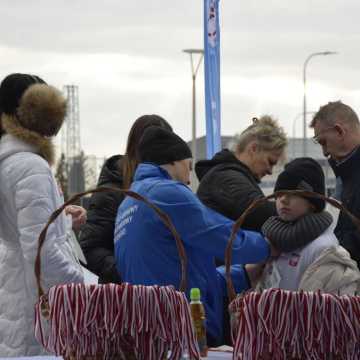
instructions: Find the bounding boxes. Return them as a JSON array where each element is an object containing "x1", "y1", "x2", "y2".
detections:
[
  {"x1": 195, "y1": 149, "x2": 276, "y2": 231},
  {"x1": 79, "y1": 155, "x2": 124, "y2": 283},
  {"x1": 329, "y1": 147, "x2": 360, "y2": 268}
]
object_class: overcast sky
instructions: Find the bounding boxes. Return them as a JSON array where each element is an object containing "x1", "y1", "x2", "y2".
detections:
[{"x1": 1, "y1": 0, "x2": 359, "y2": 159}]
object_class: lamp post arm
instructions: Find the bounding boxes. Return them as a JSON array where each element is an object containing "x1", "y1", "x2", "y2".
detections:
[
  {"x1": 303, "y1": 51, "x2": 338, "y2": 90},
  {"x1": 189, "y1": 53, "x2": 194, "y2": 76},
  {"x1": 303, "y1": 52, "x2": 325, "y2": 85},
  {"x1": 302, "y1": 51, "x2": 337, "y2": 156},
  {"x1": 194, "y1": 53, "x2": 204, "y2": 78}
]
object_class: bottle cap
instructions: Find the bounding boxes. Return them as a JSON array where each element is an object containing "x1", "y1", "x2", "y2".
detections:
[{"x1": 190, "y1": 288, "x2": 201, "y2": 301}]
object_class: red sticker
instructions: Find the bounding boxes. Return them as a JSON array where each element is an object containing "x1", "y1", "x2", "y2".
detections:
[{"x1": 289, "y1": 253, "x2": 300, "y2": 267}]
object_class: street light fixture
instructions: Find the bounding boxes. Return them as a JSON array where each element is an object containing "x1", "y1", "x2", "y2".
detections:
[
  {"x1": 303, "y1": 51, "x2": 338, "y2": 156},
  {"x1": 183, "y1": 48, "x2": 204, "y2": 189}
]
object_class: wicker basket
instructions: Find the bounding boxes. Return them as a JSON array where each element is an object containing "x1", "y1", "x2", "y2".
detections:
[
  {"x1": 34, "y1": 187, "x2": 200, "y2": 360},
  {"x1": 224, "y1": 190, "x2": 360, "y2": 360}
]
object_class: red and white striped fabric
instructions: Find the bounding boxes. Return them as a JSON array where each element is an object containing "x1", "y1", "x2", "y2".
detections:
[
  {"x1": 229, "y1": 289, "x2": 360, "y2": 360},
  {"x1": 34, "y1": 283, "x2": 200, "y2": 359}
]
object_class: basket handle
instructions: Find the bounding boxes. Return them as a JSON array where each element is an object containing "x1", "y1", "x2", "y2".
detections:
[
  {"x1": 225, "y1": 190, "x2": 360, "y2": 302},
  {"x1": 35, "y1": 187, "x2": 188, "y2": 299}
]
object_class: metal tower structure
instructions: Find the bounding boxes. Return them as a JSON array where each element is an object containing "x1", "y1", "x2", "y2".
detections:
[
  {"x1": 64, "y1": 85, "x2": 81, "y2": 159},
  {"x1": 63, "y1": 85, "x2": 84, "y2": 196}
]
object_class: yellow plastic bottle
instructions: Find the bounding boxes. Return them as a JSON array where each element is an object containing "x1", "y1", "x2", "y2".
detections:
[{"x1": 190, "y1": 288, "x2": 208, "y2": 357}]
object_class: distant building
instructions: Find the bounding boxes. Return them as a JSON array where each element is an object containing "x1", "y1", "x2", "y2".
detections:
[
  {"x1": 83, "y1": 155, "x2": 100, "y2": 189},
  {"x1": 188, "y1": 136, "x2": 335, "y2": 194},
  {"x1": 187, "y1": 136, "x2": 234, "y2": 162}
]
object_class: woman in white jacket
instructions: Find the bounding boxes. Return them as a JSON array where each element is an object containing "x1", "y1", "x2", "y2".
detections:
[{"x1": 0, "y1": 73, "x2": 84, "y2": 356}]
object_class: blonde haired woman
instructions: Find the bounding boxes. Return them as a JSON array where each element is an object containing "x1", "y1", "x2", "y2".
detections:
[{"x1": 196, "y1": 115, "x2": 287, "y2": 233}]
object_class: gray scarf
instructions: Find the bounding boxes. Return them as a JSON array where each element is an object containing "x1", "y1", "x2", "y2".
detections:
[{"x1": 262, "y1": 211, "x2": 333, "y2": 253}]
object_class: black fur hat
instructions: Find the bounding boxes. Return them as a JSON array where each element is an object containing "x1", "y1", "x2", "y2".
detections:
[
  {"x1": 0, "y1": 73, "x2": 66, "y2": 137},
  {"x1": 275, "y1": 157, "x2": 325, "y2": 212},
  {"x1": 0, "y1": 73, "x2": 67, "y2": 164}
]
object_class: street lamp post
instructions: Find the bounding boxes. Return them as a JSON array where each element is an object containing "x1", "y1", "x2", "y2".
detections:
[
  {"x1": 303, "y1": 51, "x2": 337, "y2": 156},
  {"x1": 183, "y1": 48, "x2": 204, "y2": 189},
  {"x1": 292, "y1": 111, "x2": 315, "y2": 159}
]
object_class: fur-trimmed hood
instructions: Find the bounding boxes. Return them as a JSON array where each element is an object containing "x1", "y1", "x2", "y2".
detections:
[
  {"x1": 0, "y1": 116, "x2": 55, "y2": 165},
  {"x1": 0, "y1": 133, "x2": 39, "y2": 162}
]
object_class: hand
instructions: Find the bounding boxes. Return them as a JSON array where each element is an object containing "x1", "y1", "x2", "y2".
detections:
[
  {"x1": 245, "y1": 262, "x2": 266, "y2": 288},
  {"x1": 65, "y1": 205, "x2": 87, "y2": 230}
]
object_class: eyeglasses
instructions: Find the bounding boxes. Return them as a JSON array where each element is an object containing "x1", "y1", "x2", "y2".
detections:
[{"x1": 312, "y1": 126, "x2": 336, "y2": 144}]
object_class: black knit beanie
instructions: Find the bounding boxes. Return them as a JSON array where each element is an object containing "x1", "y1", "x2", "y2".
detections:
[
  {"x1": 138, "y1": 127, "x2": 192, "y2": 165},
  {"x1": 274, "y1": 157, "x2": 325, "y2": 212},
  {"x1": 0, "y1": 73, "x2": 46, "y2": 115}
]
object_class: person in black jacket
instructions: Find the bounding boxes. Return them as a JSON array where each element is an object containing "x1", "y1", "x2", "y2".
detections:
[
  {"x1": 311, "y1": 101, "x2": 360, "y2": 269},
  {"x1": 196, "y1": 116, "x2": 287, "y2": 232},
  {"x1": 79, "y1": 114, "x2": 172, "y2": 283}
]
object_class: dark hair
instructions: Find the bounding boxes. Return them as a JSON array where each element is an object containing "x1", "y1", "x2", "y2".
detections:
[{"x1": 122, "y1": 114, "x2": 172, "y2": 188}]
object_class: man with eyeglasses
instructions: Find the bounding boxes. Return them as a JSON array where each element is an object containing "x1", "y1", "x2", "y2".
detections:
[{"x1": 310, "y1": 101, "x2": 360, "y2": 269}]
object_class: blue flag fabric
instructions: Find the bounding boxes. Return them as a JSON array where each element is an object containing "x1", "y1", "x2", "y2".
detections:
[{"x1": 204, "y1": 0, "x2": 221, "y2": 159}]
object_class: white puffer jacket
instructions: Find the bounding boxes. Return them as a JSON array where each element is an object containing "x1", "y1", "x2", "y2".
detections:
[
  {"x1": 0, "y1": 134, "x2": 84, "y2": 357},
  {"x1": 259, "y1": 227, "x2": 360, "y2": 295},
  {"x1": 299, "y1": 245, "x2": 360, "y2": 294}
]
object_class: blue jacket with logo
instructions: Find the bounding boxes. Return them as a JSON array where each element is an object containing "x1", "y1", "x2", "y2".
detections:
[{"x1": 114, "y1": 163, "x2": 270, "y2": 342}]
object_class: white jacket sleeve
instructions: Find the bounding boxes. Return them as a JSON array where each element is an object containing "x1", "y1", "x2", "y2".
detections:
[{"x1": 14, "y1": 164, "x2": 84, "y2": 296}]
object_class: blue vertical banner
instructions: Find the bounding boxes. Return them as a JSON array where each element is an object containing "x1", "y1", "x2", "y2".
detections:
[{"x1": 204, "y1": 0, "x2": 221, "y2": 158}]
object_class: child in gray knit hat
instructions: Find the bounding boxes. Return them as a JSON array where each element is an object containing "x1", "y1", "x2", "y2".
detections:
[{"x1": 258, "y1": 157, "x2": 360, "y2": 294}]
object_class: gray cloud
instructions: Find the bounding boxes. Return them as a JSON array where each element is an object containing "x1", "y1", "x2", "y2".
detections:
[{"x1": 1, "y1": 0, "x2": 359, "y2": 159}]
